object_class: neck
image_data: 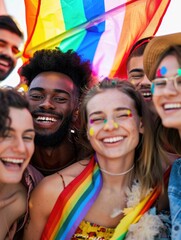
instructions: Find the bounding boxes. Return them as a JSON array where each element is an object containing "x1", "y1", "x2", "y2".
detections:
[
  {"x1": 32, "y1": 141, "x2": 78, "y2": 175},
  {"x1": 99, "y1": 164, "x2": 134, "y2": 176},
  {"x1": 94, "y1": 154, "x2": 135, "y2": 188}
]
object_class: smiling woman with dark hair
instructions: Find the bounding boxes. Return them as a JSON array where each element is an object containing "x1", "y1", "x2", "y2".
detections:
[{"x1": 0, "y1": 88, "x2": 43, "y2": 239}]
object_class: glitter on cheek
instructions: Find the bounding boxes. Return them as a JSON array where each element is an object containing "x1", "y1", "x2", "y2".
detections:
[
  {"x1": 127, "y1": 110, "x2": 132, "y2": 117},
  {"x1": 156, "y1": 66, "x2": 167, "y2": 77},
  {"x1": 178, "y1": 68, "x2": 181, "y2": 76},
  {"x1": 160, "y1": 66, "x2": 167, "y2": 75},
  {"x1": 89, "y1": 127, "x2": 94, "y2": 136},
  {"x1": 151, "y1": 84, "x2": 155, "y2": 94},
  {"x1": 131, "y1": 80, "x2": 135, "y2": 85},
  {"x1": 156, "y1": 69, "x2": 162, "y2": 77},
  {"x1": 113, "y1": 121, "x2": 119, "y2": 128},
  {"x1": 104, "y1": 119, "x2": 108, "y2": 124}
]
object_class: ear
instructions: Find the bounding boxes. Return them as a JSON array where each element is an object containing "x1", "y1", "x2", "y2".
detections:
[
  {"x1": 72, "y1": 108, "x2": 79, "y2": 122},
  {"x1": 87, "y1": 130, "x2": 90, "y2": 140},
  {"x1": 139, "y1": 118, "x2": 144, "y2": 134}
]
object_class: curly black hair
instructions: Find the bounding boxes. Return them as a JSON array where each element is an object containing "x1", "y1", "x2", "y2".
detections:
[
  {"x1": 0, "y1": 88, "x2": 29, "y2": 137},
  {"x1": 20, "y1": 49, "x2": 92, "y2": 97}
]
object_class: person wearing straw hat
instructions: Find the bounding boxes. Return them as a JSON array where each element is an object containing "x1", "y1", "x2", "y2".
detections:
[{"x1": 143, "y1": 32, "x2": 181, "y2": 240}]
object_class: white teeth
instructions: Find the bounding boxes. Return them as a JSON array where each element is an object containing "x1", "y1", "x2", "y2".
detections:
[
  {"x1": 0, "y1": 59, "x2": 9, "y2": 67},
  {"x1": 1, "y1": 158, "x2": 24, "y2": 164},
  {"x1": 36, "y1": 116, "x2": 57, "y2": 122},
  {"x1": 164, "y1": 103, "x2": 181, "y2": 110},
  {"x1": 143, "y1": 92, "x2": 151, "y2": 97},
  {"x1": 103, "y1": 136, "x2": 124, "y2": 143}
]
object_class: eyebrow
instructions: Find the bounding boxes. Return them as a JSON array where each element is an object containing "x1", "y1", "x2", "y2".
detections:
[
  {"x1": 89, "y1": 111, "x2": 103, "y2": 117},
  {"x1": 8, "y1": 127, "x2": 35, "y2": 134},
  {"x1": 129, "y1": 68, "x2": 144, "y2": 74},
  {"x1": 89, "y1": 107, "x2": 131, "y2": 117},
  {"x1": 0, "y1": 39, "x2": 8, "y2": 44},
  {"x1": 24, "y1": 129, "x2": 35, "y2": 134},
  {"x1": 29, "y1": 87, "x2": 71, "y2": 96},
  {"x1": 0, "y1": 39, "x2": 19, "y2": 50}
]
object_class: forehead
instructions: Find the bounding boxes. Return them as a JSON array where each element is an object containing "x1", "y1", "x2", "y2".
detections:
[
  {"x1": 157, "y1": 55, "x2": 180, "y2": 75},
  {"x1": 0, "y1": 29, "x2": 22, "y2": 47},
  {"x1": 29, "y1": 72, "x2": 75, "y2": 93},
  {"x1": 87, "y1": 89, "x2": 135, "y2": 114},
  {"x1": 127, "y1": 56, "x2": 144, "y2": 72},
  {"x1": 9, "y1": 107, "x2": 33, "y2": 129}
]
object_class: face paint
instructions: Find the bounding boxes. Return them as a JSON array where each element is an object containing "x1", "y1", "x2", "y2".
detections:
[
  {"x1": 156, "y1": 66, "x2": 167, "y2": 77},
  {"x1": 113, "y1": 121, "x2": 119, "y2": 128},
  {"x1": 156, "y1": 69, "x2": 162, "y2": 77},
  {"x1": 131, "y1": 79, "x2": 135, "y2": 85},
  {"x1": 151, "y1": 83, "x2": 155, "y2": 94},
  {"x1": 90, "y1": 119, "x2": 94, "y2": 124},
  {"x1": 178, "y1": 68, "x2": 181, "y2": 76},
  {"x1": 89, "y1": 127, "x2": 94, "y2": 136},
  {"x1": 160, "y1": 66, "x2": 167, "y2": 75},
  {"x1": 127, "y1": 109, "x2": 132, "y2": 117}
]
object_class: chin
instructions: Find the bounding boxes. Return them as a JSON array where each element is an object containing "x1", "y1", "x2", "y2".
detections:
[{"x1": 3, "y1": 174, "x2": 23, "y2": 184}]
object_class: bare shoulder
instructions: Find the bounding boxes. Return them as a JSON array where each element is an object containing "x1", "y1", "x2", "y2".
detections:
[
  {"x1": 29, "y1": 174, "x2": 62, "y2": 216},
  {"x1": 29, "y1": 159, "x2": 90, "y2": 216},
  {"x1": 59, "y1": 159, "x2": 90, "y2": 179}
]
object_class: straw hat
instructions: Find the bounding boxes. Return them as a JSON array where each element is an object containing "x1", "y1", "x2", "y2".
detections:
[{"x1": 143, "y1": 32, "x2": 181, "y2": 81}]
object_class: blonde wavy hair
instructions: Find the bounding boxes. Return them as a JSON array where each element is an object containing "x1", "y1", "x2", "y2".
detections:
[{"x1": 79, "y1": 78, "x2": 164, "y2": 198}]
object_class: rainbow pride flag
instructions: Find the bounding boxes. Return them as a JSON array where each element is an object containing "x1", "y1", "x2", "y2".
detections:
[{"x1": 23, "y1": 0, "x2": 170, "y2": 78}]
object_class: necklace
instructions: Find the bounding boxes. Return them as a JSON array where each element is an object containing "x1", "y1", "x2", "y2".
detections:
[{"x1": 99, "y1": 164, "x2": 134, "y2": 176}]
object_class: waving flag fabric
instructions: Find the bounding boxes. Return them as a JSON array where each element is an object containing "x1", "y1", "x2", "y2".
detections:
[{"x1": 23, "y1": 0, "x2": 170, "y2": 79}]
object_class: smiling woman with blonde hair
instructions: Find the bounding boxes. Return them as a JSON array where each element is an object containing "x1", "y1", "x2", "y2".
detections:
[{"x1": 23, "y1": 78, "x2": 171, "y2": 240}]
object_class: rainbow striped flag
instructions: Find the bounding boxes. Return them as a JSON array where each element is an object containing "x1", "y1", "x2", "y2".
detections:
[{"x1": 23, "y1": 0, "x2": 170, "y2": 78}]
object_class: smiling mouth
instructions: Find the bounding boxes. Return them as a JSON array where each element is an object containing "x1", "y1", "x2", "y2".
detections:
[
  {"x1": 0, "y1": 59, "x2": 11, "y2": 67},
  {"x1": 103, "y1": 136, "x2": 124, "y2": 143},
  {"x1": 142, "y1": 92, "x2": 152, "y2": 98},
  {"x1": 36, "y1": 116, "x2": 57, "y2": 123},
  {"x1": 0, "y1": 158, "x2": 24, "y2": 167},
  {"x1": 163, "y1": 103, "x2": 181, "y2": 110}
]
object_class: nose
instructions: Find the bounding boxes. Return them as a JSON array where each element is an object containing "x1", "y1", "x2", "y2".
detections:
[
  {"x1": 140, "y1": 75, "x2": 151, "y2": 85},
  {"x1": 12, "y1": 137, "x2": 26, "y2": 154},
  {"x1": 39, "y1": 96, "x2": 55, "y2": 110},
  {"x1": 163, "y1": 81, "x2": 178, "y2": 96},
  {"x1": 103, "y1": 119, "x2": 118, "y2": 131}
]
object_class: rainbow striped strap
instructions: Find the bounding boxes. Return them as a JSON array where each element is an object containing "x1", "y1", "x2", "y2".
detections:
[
  {"x1": 111, "y1": 166, "x2": 171, "y2": 240},
  {"x1": 41, "y1": 156, "x2": 103, "y2": 240}
]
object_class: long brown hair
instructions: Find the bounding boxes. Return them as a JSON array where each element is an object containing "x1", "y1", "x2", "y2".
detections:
[{"x1": 79, "y1": 78, "x2": 164, "y2": 197}]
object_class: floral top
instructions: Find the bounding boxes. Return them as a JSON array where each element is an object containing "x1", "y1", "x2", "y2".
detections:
[
  {"x1": 72, "y1": 210, "x2": 171, "y2": 240},
  {"x1": 71, "y1": 179, "x2": 172, "y2": 240},
  {"x1": 72, "y1": 220, "x2": 114, "y2": 240}
]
